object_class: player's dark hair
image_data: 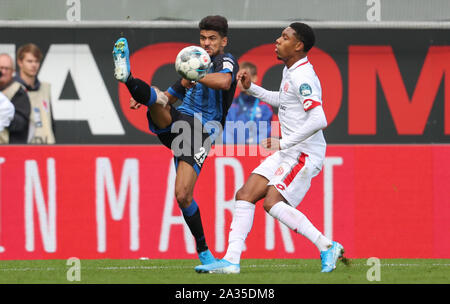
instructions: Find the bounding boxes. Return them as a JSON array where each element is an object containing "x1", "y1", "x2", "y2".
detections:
[
  {"x1": 199, "y1": 15, "x2": 228, "y2": 37},
  {"x1": 289, "y1": 22, "x2": 315, "y2": 53}
]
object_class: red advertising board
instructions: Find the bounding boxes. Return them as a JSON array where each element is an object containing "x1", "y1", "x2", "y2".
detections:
[{"x1": 0, "y1": 145, "x2": 448, "y2": 260}]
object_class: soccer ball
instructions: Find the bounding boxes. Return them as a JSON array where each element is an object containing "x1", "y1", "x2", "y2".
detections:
[{"x1": 175, "y1": 46, "x2": 211, "y2": 81}]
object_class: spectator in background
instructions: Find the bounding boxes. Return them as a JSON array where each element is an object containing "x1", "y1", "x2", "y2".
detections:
[
  {"x1": 223, "y1": 62, "x2": 273, "y2": 144},
  {"x1": 15, "y1": 43, "x2": 56, "y2": 144},
  {"x1": 0, "y1": 91, "x2": 15, "y2": 143},
  {"x1": 0, "y1": 53, "x2": 30, "y2": 144}
]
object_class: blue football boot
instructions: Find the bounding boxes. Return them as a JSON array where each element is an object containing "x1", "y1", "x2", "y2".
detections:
[
  {"x1": 112, "y1": 37, "x2": 131, "y2": 82},
  {"x1": 195, "y1": 259, "x2": 240, "y2": 274},
  {"x1": 198, "y1": 249, "x2": 216, "y2": 265},
  {"x1": 320, "y1": 241, "x2": 344, "y2": 273}
]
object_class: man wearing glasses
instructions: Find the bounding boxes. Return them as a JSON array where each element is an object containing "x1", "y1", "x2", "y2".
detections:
[{"x1": 0, "y1": 53, "x2": 30, "y2": 143}]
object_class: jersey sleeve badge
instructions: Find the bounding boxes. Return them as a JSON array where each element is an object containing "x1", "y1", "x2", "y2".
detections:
[
  {"x1": 222, "y1": 61, "x2": 234, "y2": 72},
  {"x1": 299, "y1": 83, "x2": 312, "y2": 96},
  {"x1": 299, "y1": 83, "x2": 321, "y2": 111}
]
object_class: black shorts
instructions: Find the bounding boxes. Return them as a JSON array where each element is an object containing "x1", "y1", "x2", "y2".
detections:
[{"x1": 153, "y1": 106, "x2": 212, "y2": 175}]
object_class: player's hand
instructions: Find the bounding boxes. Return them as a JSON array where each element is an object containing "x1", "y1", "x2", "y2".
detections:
[
  {"x1": 181, "y1": 78, "x2": 197, "y2": 89},
  {"x1": 237, "y1": 70, "x2": 251, "y2": 90},
  {"x1": 129, "y1": 97, "x2": 142, "y2": 110},
  {"x1": 261, "y1": 137, "x2": 280, "y2": 151}
]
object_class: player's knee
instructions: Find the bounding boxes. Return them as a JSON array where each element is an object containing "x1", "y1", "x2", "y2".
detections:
[
  {"x1": 263, "y1": 198, "x2": 277, "y2": 213},
  {"x1": 175, "y1": 189, "x2": 192, "y2": 209},
  {"x1": 235, "y1": 187, "x2": 251, "y2": 202}
]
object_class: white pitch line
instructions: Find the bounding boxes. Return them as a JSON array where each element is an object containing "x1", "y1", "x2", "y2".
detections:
[
  {"x1": 0, "y1": 267, "x2": 60, "y2": 272},
  {"x1": 0, "y1": 262, "x2": 449, "y2": 272}
]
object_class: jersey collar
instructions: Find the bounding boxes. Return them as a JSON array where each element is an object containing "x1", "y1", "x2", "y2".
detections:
[{"x1": 289, "y1": 56, "x2": 309, "y2": 71}]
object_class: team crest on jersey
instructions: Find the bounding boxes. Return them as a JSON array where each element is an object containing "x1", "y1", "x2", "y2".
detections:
[
  {"x1": 275, "y1": 167, "x2": 284, "y2": 176},
  {"x1": 299, "y1": 83, "x2": 312, "y2": 96}
]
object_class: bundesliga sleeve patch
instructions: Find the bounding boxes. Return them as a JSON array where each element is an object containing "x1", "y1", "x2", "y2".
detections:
[
  {"x1": 222, "y1": 61, "x2": 234, "y2": 72},
  {"x1": 223, "y1": 57, "x2": 234, "y2": 63},
  {"x1": 299, "y1": 83, "x2": 312, "y2": 96}
]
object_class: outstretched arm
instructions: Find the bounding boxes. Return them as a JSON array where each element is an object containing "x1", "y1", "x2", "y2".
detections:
[
  {"x1": 198, "y1": 72, "x2": 232, "y2": 90},
  {"x1": 238, "y1": 70, "x2": 280, "y2": 107}
]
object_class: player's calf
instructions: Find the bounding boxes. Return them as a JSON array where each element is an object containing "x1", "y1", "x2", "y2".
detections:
[
  {"x1": 113, "y1": 38, "x2": 168, "y2": 107},
  {"x1": 125, "y1": 76, "x2": 168, "y2": 107}
]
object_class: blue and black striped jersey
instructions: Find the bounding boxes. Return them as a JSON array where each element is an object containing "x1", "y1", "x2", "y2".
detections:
[{"x1": 168, "y1": 52, "x2": 239, "y2": 128}]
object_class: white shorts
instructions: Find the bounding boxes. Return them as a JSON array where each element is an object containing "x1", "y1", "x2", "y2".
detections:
[{"x1": 252, "y1": 150, "x2": 321, "y2": 208}]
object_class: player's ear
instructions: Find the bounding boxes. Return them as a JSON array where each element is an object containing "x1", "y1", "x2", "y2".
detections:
[
  {"x1": 16, "y1": 56, "x2": 23, "y2": 68},
  {"x1": 221, "y1": 36, "x2": 228, "y2": 48},
  {"x1": 295, "y1": 40, "x2": 304, "y2": 52}
]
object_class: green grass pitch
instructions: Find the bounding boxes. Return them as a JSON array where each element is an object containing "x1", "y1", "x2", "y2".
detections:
[{"x1": 0, "y1": 259, "x2": 448, "y2": 284}]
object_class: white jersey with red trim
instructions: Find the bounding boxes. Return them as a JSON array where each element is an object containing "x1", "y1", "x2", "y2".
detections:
[{"x1": 276, "y1": 56, "x2": 326, "y2": 167}]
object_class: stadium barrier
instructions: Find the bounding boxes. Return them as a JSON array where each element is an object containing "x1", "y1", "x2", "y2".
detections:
[{"x1": 0, "y1": 145, "x2": 448, "y2": 260}]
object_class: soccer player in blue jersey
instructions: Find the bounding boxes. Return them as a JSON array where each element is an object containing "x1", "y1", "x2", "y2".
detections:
[{"x1": 113, "y1": 15, "x2": 238, "y2": 265}]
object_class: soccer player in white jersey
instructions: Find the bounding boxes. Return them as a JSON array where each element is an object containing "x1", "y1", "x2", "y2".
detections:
[{"x1": 195, "y1": 22, "x2": 345, "y2": 274}]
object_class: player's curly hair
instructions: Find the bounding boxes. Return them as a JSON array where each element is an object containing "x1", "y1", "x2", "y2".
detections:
[
  {"x1": 199, "y1": 15, "x2": 228, "y2": 37},
  {"x1": 289, "y1": 22, "x2": 315, "y2": 53}
]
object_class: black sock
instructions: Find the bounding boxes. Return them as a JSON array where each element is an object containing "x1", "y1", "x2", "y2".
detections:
[
  {"x1": 125, "y1": 75, "x2": 155, "y2": 105},
  {"x1": 182, "y1": 201, "x2": 208, "y2": 253}
]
